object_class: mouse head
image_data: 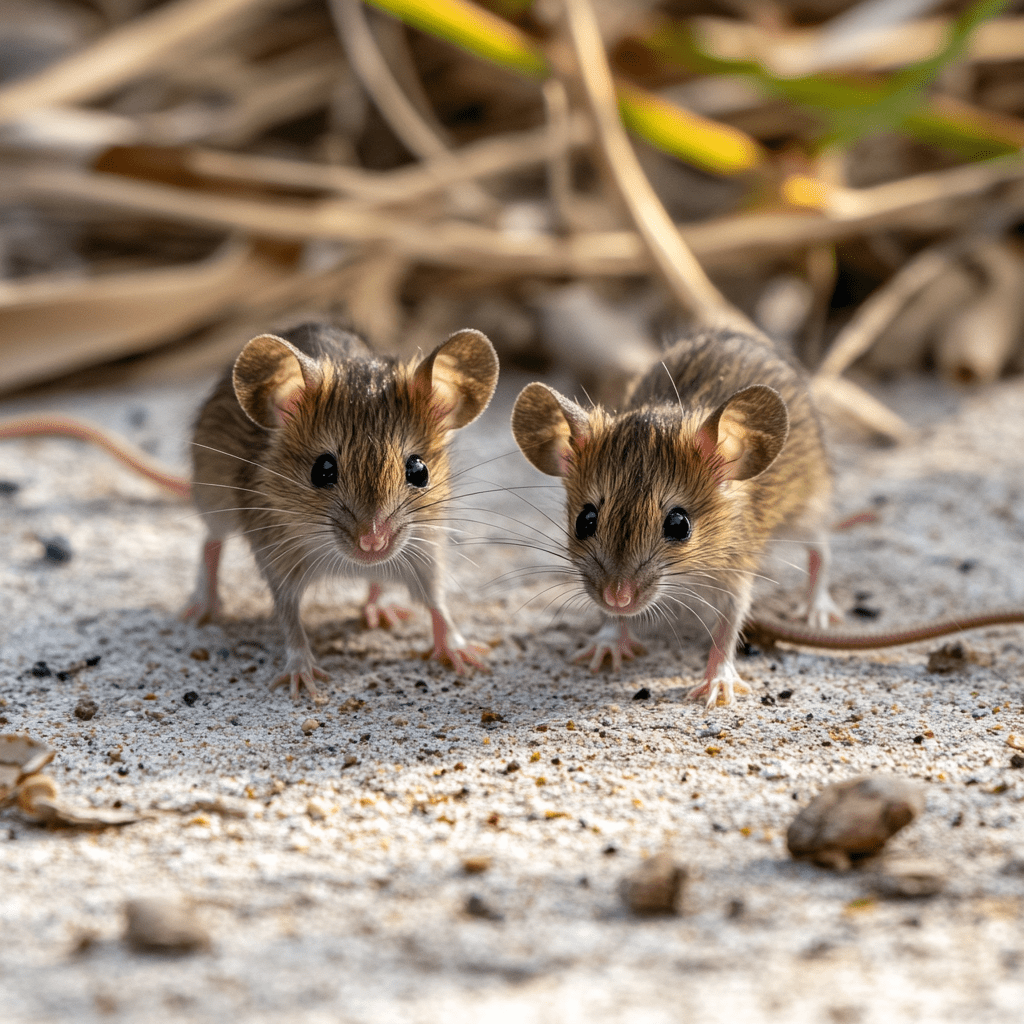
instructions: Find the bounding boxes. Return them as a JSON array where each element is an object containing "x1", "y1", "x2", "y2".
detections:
[
  {"x1": 232, "y1": 328, "x2": 498, "y2": 567},
  {"x1": 511, "y1": 381, "x2": 789, "y2": 615}
]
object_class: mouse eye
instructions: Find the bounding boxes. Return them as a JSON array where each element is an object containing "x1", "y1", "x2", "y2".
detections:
[
  {"x1": 405, "y1": 454, "x2": 429, "y2": 487},
  {"x1": 311, "y1": 452, "x2": 338, "y2": 488},
  {"x1": 663, "y1": 507, "x2": 692, "y2": 542},
  {"x1": 575, "y1": 503, "x2": 598, "y2": 540}
]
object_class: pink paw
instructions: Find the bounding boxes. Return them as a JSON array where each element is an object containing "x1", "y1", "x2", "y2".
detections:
[
  {"x1": 271, "y1": 665, "x2": 330, "y2": 702},
  {"x1": 179, "y1": 598, "x2": 219, "y2": 627},
  {"x1": 362, "y1": 600, "x2": 413, "y2": 630},
  {"x1": 686, "y1": 668, "x2": 751, "y2": 709},
  {"x1": 574, "y1": 637, "x2": 646, "y2": 672},
  {"x1": 428, "y1": 640, "x2": 490, "y2": 675}
]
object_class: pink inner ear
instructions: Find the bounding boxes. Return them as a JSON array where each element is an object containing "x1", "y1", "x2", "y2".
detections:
[
  {"x1": 275, "y1": 390, "x2": 303, "y2": 425},
  {"x1": 695, "y1": 424, "x2": 727, "y2": 484}
]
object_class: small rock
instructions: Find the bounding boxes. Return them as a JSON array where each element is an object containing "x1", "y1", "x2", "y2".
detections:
[
  {"x1": 620, "y1": 851, "x2": 687, "y2": 916},
  {"x1": 872, "y1": 857, "x2": 947, "y2": 898},
  {"x1": 0, "y1": 480, "x2": 20, "y2": 497},
  {"x1": 73, "y1": 699, "x2": 98, "y2": 721},
  {"x1": 462, "y1": 856, "x2": 491, "y2": 874},
  {"x1": 464, "y1": 894, "x2": 502, "y2": 921},
  {"x1": 502, "y1": 761, "x2": 520, "y2": 774},
  {"x1": 306, "y1": 797, "x2": 330, "y2": 820},
  {"x1": 182, "y1": 691, "x2": 199, "y2": 707},
  {"x1": 30, "y1": 662, "x2": 51, "y2": 678},
  {"x1": 300, "y1": 718, "x2": 319, "y2": 735},
  {"x1": 342, "y1": 754, "x2": 358, "y2": 768},
  {"x1": 927, "y1": 641, "x2": 969, "y2": 674},
  {"x1": 787, "y1": 775, "x2": 925, "y2": 870},
  {"x1": 38, "y1": 535, "x2": 72, "y2": 564},
  {"x1": 632, "y1": 688, "x2": 651, "y2": 701},
  {"x1": 123, "y1": 898, "x2": 209, "y2": 953},
  {"x1": 480, "y1": 711, "x2": 503, "y2": 724},
  {"x1": 1001, "y1": 850, "x2": 1024, "y2": 876},
  {"x1": 189, "y1": 648, "x2": 210, "y2": 662},
  {"x1": 1011, "y1": 754, "x2": 1024, "y2": 770}
]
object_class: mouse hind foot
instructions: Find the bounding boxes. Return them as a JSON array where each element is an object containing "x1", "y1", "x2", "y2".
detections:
[
  {"x1": 362, "y1": 583, "x2": 413, "y2": 630},
  {"x1": 574, "y1": 618, "x2": 646, "y2": 672},
  {"x1": 686, "y1": 662, "x2": 751, "y2": 708}
]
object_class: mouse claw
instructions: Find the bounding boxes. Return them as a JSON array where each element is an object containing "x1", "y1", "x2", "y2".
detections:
[
  {"x1": 687, "y1": 665, "x2": 751, "y2": 708},
  {"x1": 574, "y1": 620, "x2": 645, "y2": 672},
  {"x1": 271, "y1": 665, "x2": 330, "y2": 702}
]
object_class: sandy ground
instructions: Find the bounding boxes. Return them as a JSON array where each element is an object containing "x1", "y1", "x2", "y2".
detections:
[{"x1": 0, "y1": 365, "x2": 1022, "y2": 1024}]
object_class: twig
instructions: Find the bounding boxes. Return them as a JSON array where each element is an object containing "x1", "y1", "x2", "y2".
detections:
[
  {"x1": 0, "y1": 0, "x2": 294, "y2": 126},
  {"x1": 561, "y1": 0, "x2": 740, "y2": 327},
  {"x1": 10, "y1": 154, "x2": 1024, "y2": 275},
  {"x1": 329, "y1": 0, "x2": 448, "y2": 160},
  {"x1": 183, "y1": 114, "x2": 593, "y2": 202},
  {"x1": 810, "y1": 376, "x2": 916, "y2": 443},
  {"x1": 542, "y1": 80, "x2": 577, "y2": 232},
  {"x1": 815, "y1": 243, "x2": 960, "y2": 379}
]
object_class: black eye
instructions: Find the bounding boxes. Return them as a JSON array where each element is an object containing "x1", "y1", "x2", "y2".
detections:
[
  {"x1": 311, "y1": 452, "x2": 337, "y2": 488},
  {"x1": 575, "y1": 503, "x2": 598, "y2": 540},
  {"x1": 405, "y1": 455, "x2": 429, "y2": 487},
  {"x1": 663, "y1": 507, "x2": 691, "y2": 542}
]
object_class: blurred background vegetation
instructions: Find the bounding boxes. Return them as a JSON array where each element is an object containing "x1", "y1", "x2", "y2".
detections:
[{"x1": 2, "y1": 0, "x2": 1024, "y2": 434}]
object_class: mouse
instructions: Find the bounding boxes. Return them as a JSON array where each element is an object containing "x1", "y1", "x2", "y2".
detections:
[
  {"x1": 511, "y1": 326, "x2": 843, "y2": 708},
  {"x1": 0, "y1": 322, "x2": 499, "y2": 702},
  {"x1": 187, "y1": 322, "x2": 499, "y2": 700}
]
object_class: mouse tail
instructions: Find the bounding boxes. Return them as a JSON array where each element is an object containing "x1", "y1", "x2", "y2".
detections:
[{"x1": 0, "y1": 413, "x2": 191, "y2": 499}]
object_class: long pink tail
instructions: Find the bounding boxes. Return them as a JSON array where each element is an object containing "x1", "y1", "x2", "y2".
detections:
[{"x1": 0, "y1": 414, "x2": 191, "y2": 499}]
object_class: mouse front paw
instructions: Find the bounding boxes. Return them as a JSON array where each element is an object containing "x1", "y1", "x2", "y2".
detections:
[
  {"x1": 426, "y1": 610, "x2": 489, "y2": 674},
  {"x1": 179, "y1": 594, "x2": 221, "y2": 626},
  {"x1": 687, "y1": 664, "x2": 751, "y2": 709},
  {"x1": 574, "y1": 619, "x2": 645, "y2": 672},
  {"x1": 271, "y1": 663, "x2": 330, "y2": 702}
]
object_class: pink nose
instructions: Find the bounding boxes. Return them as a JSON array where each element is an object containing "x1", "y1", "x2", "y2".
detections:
[
  {"x1": 602, "y1": 581, "x2": 636, "y2": 610},
  {"x1": 358, "y1": 521, "x2": 392, "y2": 554}
]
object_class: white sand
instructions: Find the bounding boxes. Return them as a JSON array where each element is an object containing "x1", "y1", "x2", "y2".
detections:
[{"x1": 1, "y1": 369, "x2": 1022, "y2": 1023}]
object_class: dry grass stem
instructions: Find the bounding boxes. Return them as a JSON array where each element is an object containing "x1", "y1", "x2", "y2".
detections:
[
  {"x1": 0, "y1": 0, "x2": 295, "y2": 126},
  {"x1": 811, "y1": 375, "x2": 915, "y2": 444},
  {"x1": 563, "y1": 0, "x2": 739, "y2": 327}
]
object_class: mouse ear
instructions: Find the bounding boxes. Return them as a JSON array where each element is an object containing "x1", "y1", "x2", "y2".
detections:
[
  {"x1": 412, "y1": 329, "x2": 499, "y2": 431},
  {"x1": 511, "y1": 383, "x2": 590, "y2": 477},
  {"x1": 695, "y1": 384, "x2": 789, "y2": 482},
  {"x1": 232, "y1": 334, "x2": 322, "y2": 429}
]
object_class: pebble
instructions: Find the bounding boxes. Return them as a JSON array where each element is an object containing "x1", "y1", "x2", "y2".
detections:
[
  {"x1": 123, "y1": 898, "x2": 210, "y2": 953},
  {"x1": 872, "y1": 857, "x2": 947, "y2": 898},
  {"x1": 301, "y1": 719, "x2": 319, "y2": 735},
  {"x1": 71, "y1": 698, "x2": 97, "y2": 721},
  {"x1": 620, "y1": 851, "x2": 687, "y2": 916},
  {"x1": 306, "y1": 797, "x2": 330, "y2": 820},
  {"x1": 787, "y1": 776, "x2": 925, "y2": 870},
  {"x1": 462, "y1": 856, "x2": 491, "y2": 874}
]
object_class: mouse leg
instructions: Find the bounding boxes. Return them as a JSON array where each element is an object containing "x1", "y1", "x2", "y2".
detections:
[
  {"x1": 796, "y1": 532, "x2": 844, "y2": 628},
  {"x1": 361, "y1": 582, "x2": 413, "y2": 630},
  {"x1": 398, "y1": 534, "x2": 488, "y2": 673},
  {"x1": 180, "y1": 533, "x2": 225, "y2": 625},
  {"x1": 262, "y1": 571, "x2": 329, "y2": 701},
  {"x1": 685, "y1": 581, "x2": 752, "y2": 708},
  {"x1": 574, "y1": 617, "x2": 646, "y2": 672}
]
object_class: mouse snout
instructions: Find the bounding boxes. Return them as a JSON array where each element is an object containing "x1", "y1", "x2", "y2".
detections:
[
  {"x1": 602, "y1": 580, "x2": 638, "y2": 612},
  {"x1": 354, "y1": 517, "x2": 396, "y2": 562}
]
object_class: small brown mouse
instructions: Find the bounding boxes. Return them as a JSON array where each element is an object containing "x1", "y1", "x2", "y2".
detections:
[
  {"x1": 188, "y1": 322, "x2": 498, "y2": 699},
  {"x1": 0, "y1": 322, "x2": 499, "y2": 701},
  {"x1": 511, "y1": 327, "x2": 843, "y2": 707}
]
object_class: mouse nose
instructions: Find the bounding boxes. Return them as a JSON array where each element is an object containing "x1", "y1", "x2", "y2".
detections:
[
  {"x1": 357, "y1": 518, "x2": 393, "y2": 557},
  {"x1": 602, "y1": 581, "x2": 637, "y2": 611}
]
